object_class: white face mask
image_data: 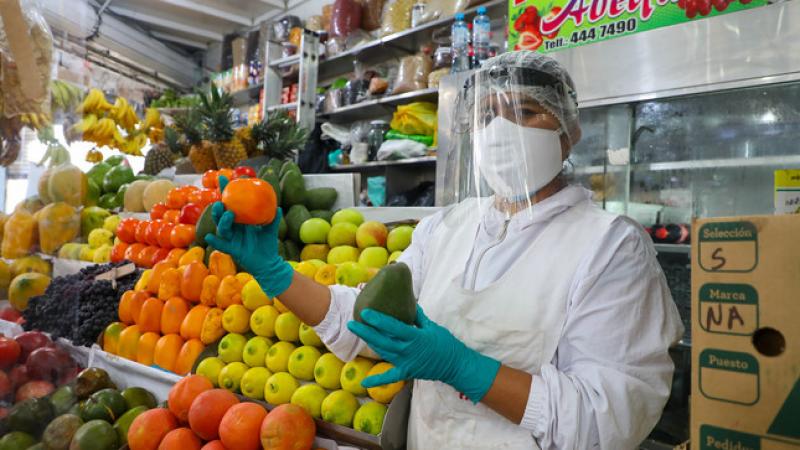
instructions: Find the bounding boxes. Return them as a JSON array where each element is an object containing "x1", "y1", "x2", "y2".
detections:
[{"x1": 474, "y1": 116, "x2": 564, "y2": 200}]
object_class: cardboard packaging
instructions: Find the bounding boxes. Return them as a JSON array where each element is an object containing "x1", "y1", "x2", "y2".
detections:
[{"x1": 692, "y1": 214, "x2": 800, "y2": 449}]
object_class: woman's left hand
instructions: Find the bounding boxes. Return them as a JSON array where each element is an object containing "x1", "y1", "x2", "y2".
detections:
[{"x1": 348, "y1": 305, "x2": 501, "y2": 403}]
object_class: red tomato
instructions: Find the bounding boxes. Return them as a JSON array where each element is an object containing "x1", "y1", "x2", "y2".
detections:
[
  {"x1": 170, "y1": 224, "x2": 196, "y2": 248},
  {"x1": 0, "y1": 337, "x2": 21, "y2": 369},
  {"x1": 150, "y1": 202, "x2": 169, "y2": 220},
  {"x1": 166, "y1": 189, "x2": 189, "y2": 209},
  {"x1": 146, "y1": 221, "x2": 164, "y2": 247},
  {"x1": 135, "y1": 221, "x2": 150, "y2": 244},
  {"x1": 163, "y1": 209, "x2": 181, "y2": 224},
  {"x1": 233, "y1": 166, "x2": 256, "y2": 179},
  {"x1": 116, "y1": 218, "x2": 139, "y2": 244},
  {"x1": 157, "y1": 223, "x2": 175, "y2": 249},
  {"x1": 151, "y1": 247, "x2": 170, "y2": 266},
  {"x1": 202, "y1": 170, "x2": 219, "y2": 189},
  {"x1": 110, "y1": 242, "x2": 129, "y2": 263},
  {"x1": 125, "y1": 243, "x2": 146, "y2": 264},
  {"x1": 136, "y1": 246, "x2": 159, "y2": 268},
  {"x1": 179, "y1": 203, "x2": 203, "y2": 225}
]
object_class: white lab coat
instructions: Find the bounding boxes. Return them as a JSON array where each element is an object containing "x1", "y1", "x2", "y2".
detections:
[{"x1": 314, "y1": 185, "x2": 684, "y2": 449}]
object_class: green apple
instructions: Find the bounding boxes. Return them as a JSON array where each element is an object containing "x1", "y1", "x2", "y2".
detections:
[
  {"x1": 327, "y1": 222, "x2": 358, "y2": 247},
  {"x1": 290, "y1": 383, "x2": 328, "y2": 419},
  {"x1": 196, "y1": 357, "x2": 226, "y2": 387},
  {"x1": 217, "y1": 333, "x2": 247, "y2": 363},
  {"x1": 353, "y1": 401, "x2": 388, "y2": 435},
  {"x1": 321, "y1": 390, "x2": 360, "y2": 427},
  {"x1": 274, "y1": 312, "x2": 301, "y2": 342},
  {"x1": 331, "y1": 209, "x2": 364, "y2": 227},
  {"x1": 218, "y1": 362, "x2": 248, "y2": 392},
  {"x1": 240, "y1": 366, "x2": 272, "y2": 399},
  {"x1": 266, "y1": 341, "x2": 296, "y2": 373},
  {"x1": 299, "y1": 323, "x2": 323, "y2": 347},
  {"x1": 288, "y1": 345, "x2": 323, "y2": 381},
  {"x1": 327, "y1": 245, "x2": 360, "y2": 264},
  {"x1": 341, "y1": 357, "x2": 375, "y2": 396},
  {"x1": 335, "y1": 262, "x2": 370, "y2": 287},
  {"x1": 264, "y1": 371, "x2": 300, "y2": 405},
  {"x1": 355, "y1": 221, "x2": 388, "y2": 249},
  {"x1": 388, "y1": 251, "x2": 402, "y2": 264},
  {"x1": 299, "y1": 218, "x2": 332, "y2": 244},
  {"x1": 314, "y1": 352, "x2": 345, "y2": 390},
  {"x1": 387, "y1": 225, "x2": 413, "y2": 252},
  {"x1": 250, "y1": 305, "x2": 280, "y2": 338},
  {"x1": 358, "y1": 247, "x2": 389, "y2": 269},
  {"x1": 243, "y1": 336, "x2": 273, "y2": 367}
]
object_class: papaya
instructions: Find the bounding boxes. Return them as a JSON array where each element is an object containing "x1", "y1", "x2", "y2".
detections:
[
  {"x1": 353, "y1": 262, "x2": 416, "y2": 325},
  {"x1": 8, "y1": 272, "x2": 50, "y2": 311},
  {"x1": 37, "y1": 202, "x2": 80, "y2": 254},
  {"x1": 2, "y1": 210, "x2": 36, "y2": 259},
  {"x1": 37, "y1": 168, "x2": 53, "y2": 203},
  {"x1": 304, "y1": 188, "x2": 338, "y2": 211},
  {"x1": 86, "y1": 162, "x2": 112, "y2": 189},
  {"x1": 15, "y1": 196, "x2": 45, "y2": 214},
  {"x1": 11, "y1": 255, "x2": 52, "y2": 277},
  {"x1": 48, "y1": 164, "x2": 88, "y2": 207}
]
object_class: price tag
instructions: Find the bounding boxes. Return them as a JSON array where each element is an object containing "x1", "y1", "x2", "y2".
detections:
[{"x1": 95, "y1": 263, "x2": 136, "y2": 289}]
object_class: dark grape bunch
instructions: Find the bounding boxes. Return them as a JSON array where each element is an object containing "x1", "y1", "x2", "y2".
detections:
[
  {"x1": 677, "y1": 0, "x2": 752, "y2": 18},
  {"x1": 23, "y1": 261, "x2": 141, "y2": 347}
]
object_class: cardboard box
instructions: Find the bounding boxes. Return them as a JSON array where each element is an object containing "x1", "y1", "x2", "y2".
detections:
[{"x1": 691, "y1": 214, "x2": 800, "y2": 449}]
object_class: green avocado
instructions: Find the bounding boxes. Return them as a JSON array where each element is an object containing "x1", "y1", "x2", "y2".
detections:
[
  {"x1": 102, "y1": 165, "x2": 134, "y2": 194},
  {"x1": 284, "y1": 239, "x2": 301, "y2": 262},
  {"x1": 304, "y1": 188, "x2": 338, "y2": 211},
  {"x1": 69, "y1": 420, "x2": 118, "y2": 450},
  {"x1": 259, "y1": 171, "x2": 282, "y2": 207},
  {"x1": 80, "y1": 389, "x2": 127, "y2": 423},
  {"x1": 278, "y1": 215, "x2": 287, "y2": 240},
  {"x1": 194, "y1": 204, "x2": 217, "y2": 247},
  {"x1": 9, "y1": 398, "x2": 55, "y2": 436},
  {"x1": 120, "y1": 387, "x2": 156, "y2": 410},
  {"x1": 50, "y1": 386, "x2": 78, "y2": 416},
  {"x1": 268, "y1": 158, "x2": 284, "y2": 175},
  {"x1": 113, "y1": 406, "x2": 147, "y2": 446},
  {"x1": 41, "y1": 414, "x2": 83, "y2": 450},
  {"x1": 279, "y1": 160, "x2": 301, "y2": 179},
  {"x1": 0, "y1": 431, "x2": 36, "y2": 450},
  {"x1": 285, "y1": 204, "x2": 311, "y2": 243},
  {"x1": 75, "y1": 368, "x2": 116, "y2": 400},
  {"x1": 26, "y1": 443, "x2": 45, "y2": 450},
  {"x1": 86, "y1": 162, "x2": 112, "y2": 188},
  {"x1": 85, "y1": 180, "x2": 100, "y2": 207},
  {"x1": 280, "y1": 170, "x2": 306, "y2": 208},
  {"x1": 353, "y1": 262, "x2": 417, "y2": 325},
  {"x1": 309, "y1": 209, "x2": 334, "y2": 223}
]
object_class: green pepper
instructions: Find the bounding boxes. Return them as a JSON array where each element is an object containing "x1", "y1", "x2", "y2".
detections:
[
  {"x1": 98, "y1": 193, "x2": 117, "y2": 210},
  {"x1": 103, "y1": 165, "x2": 134, "y2": 193},
  {"x1": 105, "y1": 155, "x2": 128, "y2": 167},
  {"x1": 85, "y1": 179, "x2": 101, "y2": 207}
]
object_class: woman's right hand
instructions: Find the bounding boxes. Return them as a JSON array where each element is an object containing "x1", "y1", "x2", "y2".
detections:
[{"x1": 204, "y1": 176, "x2": 294, "y2": 298}]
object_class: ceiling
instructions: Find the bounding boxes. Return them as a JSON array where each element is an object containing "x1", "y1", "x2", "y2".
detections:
[{"x1": 100, "y1": 0, "x2": 290, "y2": 54}]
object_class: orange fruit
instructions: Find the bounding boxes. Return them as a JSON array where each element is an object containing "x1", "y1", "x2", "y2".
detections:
[
  {"x1": 150, "y1": 202, "x2": 169, "y2": 220},
  {"x1": 136, "y1": 246, "x2": 159, "y2": 268},
  {"x1": 181, "y1": 262, "x2": 209, "y2": 302},
  {"x1": 163, "y1": 209, "x2": 181, "y2": 224},
  {"x1": 166, "y1": 248, "x2": 186, "y2": 266},
  {"x1": 117, "y1": 325, "x2": 142, "y2": 360},
  {"x1": 219, "y1": 402, "x2": 267, "y2": 450},
  {"x1": 125, "y1": 243, "x2": 146, "y2": 263},
  {"x1": 166, "y1": 188, "x2": 189, "y2": 209},
  {"x1": 111, "y1": 242, "x2": 129, "y2": 263},
  {"x1": 221, "y1": 178, "x2": 277, "y2": 225},
  {"x1": 174, "y1": 339, "x2": 205, "y2": 375},
  {"x1": 202, "y1": 170, "x2": 219, "y2": 189},
  {"x1": 217, "y1": 168, "x2": 234, "y2": 182},
  {"x1": 151, "y1": 248, "x2": 170, "y2": 266},
  {"x1": 138, "y1": 297, "x2": 164, "y2": 332},
  {"x1": 168, "y1": 374, "x2": 213, "y2": 422},
  {"x1": 201, "y1": 441, "x2": 227, "y2": 450},
  {"x1": 260, "y1": 404, "x2": 316, "y2": 450},
  {"x1": 180, "y1": 305, "x2": 210, "y2": 340},
  {"x1": 136, "y1": 332, "x2": 160, "y2": 366},
  {"x1": 119, "y1": 290, "x2": 148, "y2": 324},
  {"x1": 128, "y1": 408, "x2": 178, "y2": 450},
  {"x1": 188, "y1": 389, "x2": 239, "y2": 441},
  {"x1": 158, "y1": 428, "x2": 202, "y2": 450},
  {"x1": 170, "y1": 224, "x2": 196, "y2": 248},
  {"x1": 162, "y1": 297, "x2": 190, "y2": 334},
  {"x1": 154, "y1": 334, "x2": 185, "y2": 372}
]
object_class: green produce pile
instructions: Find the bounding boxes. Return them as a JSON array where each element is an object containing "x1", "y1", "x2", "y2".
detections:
[
  {"x1": 84, "y1": 155, "x2": 148, "y2": 211},
  {"x1": 150, "y1": 89, "x2": 200, "y2": 109}
]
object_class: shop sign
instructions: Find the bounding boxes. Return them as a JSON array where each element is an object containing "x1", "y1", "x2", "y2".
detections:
[{"x1": 507, "y1": 0, "x2": 769, "y2": 52}]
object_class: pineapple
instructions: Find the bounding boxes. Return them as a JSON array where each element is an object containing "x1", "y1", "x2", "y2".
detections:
[
  {"x1": 253, "y1": 111, "x2": 309, "y2": 162},
  {"x1": 143, "y1": 127, "x2": 181, "y2": 175},
  {"x1": 235, "y1": 126, "x2": 260, "y2": 157},
  {"x1": 198, "y1": 88, "x2": 247, "y2": 169},
  {"x1": 175, "y1": 109, "x2": 216, "y2": 173}
]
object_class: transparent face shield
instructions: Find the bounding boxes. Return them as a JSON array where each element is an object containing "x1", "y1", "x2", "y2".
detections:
[{"x1": 442, "y1": 65, "x2": 573, "y2": 225}]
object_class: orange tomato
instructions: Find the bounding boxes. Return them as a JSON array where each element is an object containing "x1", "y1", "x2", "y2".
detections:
[
  {"x1": 138, "y1": 297, "x2": 164, "y2": 333},
  {"x1": 117, "y1": 218, "x2": 139, "y2": 244},
  {"x1": 154, "y1": 334, "x2": 185, "y2": 372},
  {"x1": 170, "y1": 224, "x2": 196, "y2": 248},
  {"x1": 136, "y1": 246, "x2": 159, "y2": 268},
  {"x1": 146, "y1": 221, "x2": 163, "y2": 247},
  {"x1": 166, "y1": 248, "x2": 186, "y2": 266},
  {"x1": 157, "y1": 223, "x2": 175, "y2": 249},
  {"x1": 166, "y1": 189, "x2": 189, "y2": 209},
  {"x1": 135, "y1": 221, "x2": 150, "y2": 244},
  {"x1": 180, "y1": 305, "x2": 210, "y2": 340},
  {"x1": 163, "y1": 209, "x2": 181, "y2": 224},
  {"x1": 125, "y1": 243, "x2": 146, "y2": 263},
  {"x1": 221, "y1": 179, "x2": 277, "y2": 225},
  {"x1": 111, "y1": 242, "x2": 129, "y2": 263},
  {"x1": 151, "y1": 202, "x2": 169, "y2": 220},
  {"x1": 202, "y1": 170, "x2": 219, "y2": 189}
]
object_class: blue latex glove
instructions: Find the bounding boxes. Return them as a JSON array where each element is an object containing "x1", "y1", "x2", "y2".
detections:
[
  {"x1": 348, "y1": 306, "x2": 501, "y2": 403},
  {"x1": 204, "y1": 176, "x2": 294, "y2": 298}
]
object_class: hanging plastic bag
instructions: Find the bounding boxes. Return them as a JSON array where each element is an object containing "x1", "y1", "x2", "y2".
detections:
[
  {"x1": 417, "y1": 0, "x2": 470, "y2": 24},
  {"x1": 392, "y1": 54, "x2": 433, "y2": 95},
  {"x1": 380, "y1": 0, "x2": 415, "y2": 37},
  {"x1": 390, "y1": 102, "x2": 437, "y2": 136},
  {"x1": 37, "y1": 202, "x2": 79, "y2": 255}
]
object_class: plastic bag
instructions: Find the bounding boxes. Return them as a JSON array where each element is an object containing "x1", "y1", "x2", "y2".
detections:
[
  {"x1": 427, "y1": 67, "x2": 450, "y2": 88},
  {"x1": 37, "y1": 202, "x2": 79, "y2": 255},
  {"x1": 386, "y1": 129, "x2": 434, "y2": 145},
  {"x1": 306, "y1": 15, "x2": 325, "y2": 32},
  {"x1": 362, "y1": 0, "x2": 385, "y2": 31},
  {"x1": 321, "y1": 122, "x2": 351, "y2": 145},
  {"x1": 390, "y1": 101, "x2": 437, "y2": 136},
  {"x1": 377, "y1": 139, "x2": 428, "y2": 160},
  {"x1": 392, "y1": 54, "x2": 432, "y2": 94},
  {"x1": 417, "y1": 0, "x2": 469, "y2": 24},
  {"x1": 330, "y1": 0, "x2": 362, "y2": 38},
  {"x1": 367, "y1": 176, "x2": 386, "y2": 206},
  {"x1": 2, "y1": 209, "x2": 37, "y2": 259},
  {"x1": 380, "y1": 0, "x2": 415, "y2": 37}
]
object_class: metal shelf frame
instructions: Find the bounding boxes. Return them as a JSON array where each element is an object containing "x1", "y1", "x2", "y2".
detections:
[
  {"x1": 330, "y1": 155, "x2": 437, "y2": 171},
  {"x1": 318, "y1": 88, "x2": 439, "y2": 122}
]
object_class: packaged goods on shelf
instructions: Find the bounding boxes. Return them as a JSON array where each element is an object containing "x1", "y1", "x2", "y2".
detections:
[
  {"x1": 380, "y1": 0, "x2": 415, "y2": 36},
  {"x1": 393, "y1": 54, "x2": 433, "y2": 94}
]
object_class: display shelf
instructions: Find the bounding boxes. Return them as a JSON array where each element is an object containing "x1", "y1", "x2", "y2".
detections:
[
  {"x1": 266, "y1": 101, "x2": 297, "y2": 112},
  {"x1": 331, "y1": 155, "x2": 437, "y2": 171},
  {"x1": 269, "y1": 53, "x2": 300, "y2": 68},
  {"x1": 632, "y1": 154, "x2": 800, "y2": 171},
  {"x1": 653, "y1": 243, "x2": 691, "y2": 254},
  {"x1": 317, "y1": 0, "x2": 505, "y2": 81},
  {"x1": 230, "y1": 84, "x2": 262, "y2": 106},
  {"x1": 318, "y1": 88, "x2": 438, "y2": 122}
]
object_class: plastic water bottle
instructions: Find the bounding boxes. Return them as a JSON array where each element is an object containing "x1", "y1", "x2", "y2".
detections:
[
  {"x1": 451, "y1": 13, "x2": 470, "y2": 73},
  {"x1": 472, "y1": 6, "x2": 490, "y2": 68}
]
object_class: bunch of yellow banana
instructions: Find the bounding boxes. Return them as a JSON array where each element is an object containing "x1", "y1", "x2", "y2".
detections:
[
  {"x1": 19, "y1": 112, "x2": 52, "y2": 131},
  {"x1": 142, "y1": 107, "x2": 163, "y2": 130},
  {"x1": 110, "y1": 97, "x2": 139, "y2": 133},
  {"x1": 117, "y1": 132, "x2": 147, "y2": 156},
  {"x1": 76, "y1": 88, "x2": 113, "y2": 115},
  {"x1": 84, "y1": 117, "x2": 121, "y2": 147},
  {"x1": 50, "y1": 80, "x2": 85, "y2": 114}
]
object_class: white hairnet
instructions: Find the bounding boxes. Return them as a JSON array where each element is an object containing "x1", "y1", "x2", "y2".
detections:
[{"x1": 473, "y1": 51, "x2": 580, "y2": 145}]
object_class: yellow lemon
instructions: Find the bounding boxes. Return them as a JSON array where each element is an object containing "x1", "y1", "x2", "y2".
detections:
[
  {"x1": 266, "y1": 341, "x2": 296, "y2": 373},
  {"x1": 222, "y1": 304, "x2": 251, "y2": 334},
  {"x1": 196, "y1": 357, "x2": 226, "y2": 387},
  {"x1": 314, "y1": 352, "x2": 345, "y2": 390},
  {"x1": 250, "y1": 305, "x2": 280, "y2": 337},
  {"x1": 313, "y1": 264, "x2": 337, "y2": 286},
  {"x1": 321, "y1": 390, "x2": 359, "y2": 427},
  {"x1": 240, "y1": 366, "x2": 272, "y2": 399},
  {"x1": 287, "y1": 346, "x2": 322, "y2": 381},
  {"x1": 274, "y1": 312, "x2": 301, "y2": 342},
  {"x1": 340, "y1": 357, "x2": 374, "y2": 396},
  {"x1": 264, "y1": 371, "x2": 299, "y2": 405},
  {"x1": 353, "y1": 401, "x2": 388, "y2": 435},
  {"x1": 273, "y1": 298, "x2": 289, "y2": 313},
  {"x1": 218, "y1": 362, "x2": 248, "y2": 392},
  {"x1": 366, "y1": 362, "x2": 405, "y2": 404},
  {"x1": 241, "y1": 279, "x2": 270, "y2": 311},
  {"x1": 294, "y1": 261, "x2": 319, "y2": 279}
]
